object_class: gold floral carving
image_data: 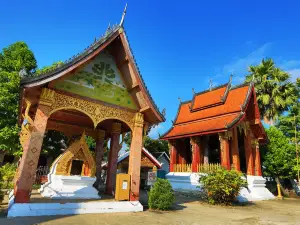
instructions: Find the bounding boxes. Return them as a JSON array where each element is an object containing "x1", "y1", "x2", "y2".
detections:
[
  {"x1": 237, "y1": 121, "x2": 250, "y2": 136},
  {"x1": 133, "y1": 112, "x2": 144, "y2": 128},
  {"x1": 40, "y1": 88, "x2": 136, "y2": 130},
  {"x1": 218, "y1": 131, "x2": 233, "y2": 140},
  {"x1": 251, "y1": 139, "x2": 259, "y2": 148},
  {"x1": 40, "y1": 88, "x2": 55, "y2": 106},
  {"x1": 55, "y1": 132, "x2": 96, "y2": 177}
]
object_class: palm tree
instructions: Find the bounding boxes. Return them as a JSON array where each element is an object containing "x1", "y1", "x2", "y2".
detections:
[{"x1": 245, "y1": 58, "x2": 297, "y2": 125}]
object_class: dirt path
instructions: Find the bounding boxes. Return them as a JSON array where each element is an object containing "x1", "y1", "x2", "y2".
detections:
[{"x1": 1, "y1": 196, "x2": 300, "y2": 225}]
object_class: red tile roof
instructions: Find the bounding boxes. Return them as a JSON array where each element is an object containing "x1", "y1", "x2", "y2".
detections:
[{"x1": 161, "y1": 83, "x2": 261, "y2": 140}]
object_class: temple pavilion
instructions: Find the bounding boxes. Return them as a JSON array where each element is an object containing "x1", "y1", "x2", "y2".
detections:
[
  {"x1": 13, "y1": 20, "x2": 165, "y2": 206},
  {"x1": 161, "y1": 78, "x2": 267, "y2": 176}
]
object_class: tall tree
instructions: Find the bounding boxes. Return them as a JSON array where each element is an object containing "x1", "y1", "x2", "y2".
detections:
[
  {"x1": 276, "y1": 78, "x2": 300, "y2": 143},
  {"x1": 0, "y1": 42, "x2": 37, "y2": 74},
  {"x1": 262, "y1": 127, "x2": 296, "y2": 183},
  {"x1": 0, "y1": 42, "x2": 37, "y2": 154},
  {"x1": 245, "y1": 58, "x2": 297, "y2": 124}
]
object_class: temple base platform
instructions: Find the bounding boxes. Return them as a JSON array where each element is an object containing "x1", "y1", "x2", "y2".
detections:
[
  {"x1": 39, "y1": 175, "x2": 100, "y2": 199},
  {"x1": 7, "y1": 190, "x2": 143, "y2": 217},
  {"x1": 166, "y1": 172, "x2": 275, "y2": 202}
]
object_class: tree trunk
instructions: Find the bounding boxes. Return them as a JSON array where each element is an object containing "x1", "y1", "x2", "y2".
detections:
[{"x1": 275, "y1": 177, "x2": 288, "y2": 196}]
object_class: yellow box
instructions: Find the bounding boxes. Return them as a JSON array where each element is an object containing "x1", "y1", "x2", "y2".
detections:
[{"x1": 115, "y1": 173, "x2": 130, "y2": 201}]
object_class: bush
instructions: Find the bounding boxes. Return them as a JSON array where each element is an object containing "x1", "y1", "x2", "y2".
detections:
[
  {"x1": 148, "y1": 178, "x2": 175, "y2": 210},
  {"x1": 0, "y1": 190, "x2": 4, "y2": 202},
  {"x1": 0, "y1": 163, "x2": 17, "y2": 189},
  {"x1": 199, "y1": 169, "x2": 247, "y2": 205}
]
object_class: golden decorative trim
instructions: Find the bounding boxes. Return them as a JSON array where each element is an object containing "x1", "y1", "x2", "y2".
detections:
[
  {"x1": 218, "y1": 131, "x2": 233, "y2": 140},
  {"x1": 133, "y1": 112, "x2": 144, "y2": 128},
  {"x1": 55, "y1": 132, "x2": 96, "y2": 177},
  {"x1": 40, "y1": 88, "x2": 55, "y2": 106},
  {"x1": 238, "y1": 121, "x2": 250, "y2": 136},
  {"x1": 251, "y1": 139, "x2": 259, "y2": 148},
  {"x1": 40, "y1": 88, "x2": 136, "y2": 130}
]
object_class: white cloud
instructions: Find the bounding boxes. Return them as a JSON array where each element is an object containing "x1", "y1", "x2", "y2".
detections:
[
  {"x1": 211, "y1": 43, "x2": 271, "y2": 85},
  {"x1": 280, "y1": 60, "x2": 300, "y2": 82},
  {"x1": 148, "y1": 124, "x2": 164, "y2": 139},
  {"x1": 222, "y1": 43, "x2": 271, "y2": 79},
  {"x1": 287, "y1": 69, "x2": 300, "y2": 81}
]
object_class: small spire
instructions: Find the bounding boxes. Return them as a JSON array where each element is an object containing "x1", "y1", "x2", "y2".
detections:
[
  {"x1": 162, "y1": 108, "x2": 166, "y2": 117},
  {"x1": 192, "y1": 88, "x2": 196, "y2": 95},
  {"x1": 178, "y1": 97, "x2": 182, "y2": 104},
  {"x1": 119, "y1": 3, "x2": 128, "y2": 27},
  {"x1": 209, "y1": 78, "x2": 213, "y2": 91},
  {"x1": 229, "y1": 74, "x2": 233, "y2": 83}
]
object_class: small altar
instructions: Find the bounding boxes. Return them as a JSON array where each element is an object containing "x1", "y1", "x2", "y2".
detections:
[{"x1": 40, "y1": 133, "x2": 100, "y2": 199}]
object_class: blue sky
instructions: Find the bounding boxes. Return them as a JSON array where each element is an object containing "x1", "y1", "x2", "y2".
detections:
[{"x1": 1, "y1": 0, "x2": 299, "y2": 138}]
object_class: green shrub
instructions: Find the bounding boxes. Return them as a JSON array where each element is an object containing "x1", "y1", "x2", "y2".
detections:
[
  {"x1": 0, "y1": 163, "x2": 17, "y2": 189},
  {"x1": 199, "y1": 168, "x2": 247, "y2": 205},
  {"x1": 148, "y1": 178, "x2": 175, "y2": 210},
  {"x1": 0, "y1": 190, "x2": 4, "y2": 202}
]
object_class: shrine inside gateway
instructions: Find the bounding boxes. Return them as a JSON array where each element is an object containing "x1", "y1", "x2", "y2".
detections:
[
  {"x1": 8, "y1": 19, "x2": 165, "y2": 216},
  {"x1": 161, "y1": 78, "x2": 275, "y2": 201}
]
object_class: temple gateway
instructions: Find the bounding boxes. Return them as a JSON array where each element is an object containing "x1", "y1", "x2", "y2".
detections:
[
  {"x1": 161, "y1": 78, "x2": 275, "y2": 201},
  {"x1": 9, "y1": 17, "x2": 165, "y2": 216}
]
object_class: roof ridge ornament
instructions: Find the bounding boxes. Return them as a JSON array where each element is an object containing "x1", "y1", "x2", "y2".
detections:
[
  {"x1": 178, "y1": 97, "x2": 182, "y2": 104},
  {"x1": 209, "y1": 78, "x2": 213, "y2": 91},
  {"x1": 119, "y1": 3, "x2": 128, "y2": 27}
]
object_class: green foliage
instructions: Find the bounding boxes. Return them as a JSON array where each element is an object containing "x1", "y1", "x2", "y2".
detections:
[
  {"x1": 41, "y1": 130, "x2": 68, "y2": 158},
  {"x1": 262, "y1": 126, "x2": 296, "y2": 179},
  {"x1": 245, "y1": 58, "x2": 298, "y2": 123},
  {"x1": 148, "y1": 178, "x2": 175, "y2": 210},
  {"x1": 0, "y1": 163, "x2": 17, "y2": 189},
  {"x1": 199, "y1": 169, "x2": 247, "y2": 205},
  {"x1": 124, "y1": 133, "x2": 169, "y2": 155},
  {"x1": 0, "y1": 42, "x2": 37, "y2": 154},
  {"x1": 35, "y1": 61, "x2": 63, "y2": 76},
  {"x1": 276, "y1": 78, "x2": 300, "y2": 144},
  {"x1": 0, "y1": 42, "x2": 37, "y2": 74}
]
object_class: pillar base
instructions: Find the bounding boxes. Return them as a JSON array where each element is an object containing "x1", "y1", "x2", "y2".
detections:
[
  {"x1": 237, "y1": 175, "x2": 275, "y2": 202},
  {"x1": 14, "y1": 189, "x2": 30, "y2": 203}
]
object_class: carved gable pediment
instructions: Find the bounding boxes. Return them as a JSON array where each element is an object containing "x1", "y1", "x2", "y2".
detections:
[{"x1": 53, "y1": 52, "x2": 137, "y2": 110}]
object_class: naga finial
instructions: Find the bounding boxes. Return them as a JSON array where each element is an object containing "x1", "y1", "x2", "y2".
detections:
[{"x1": 119, "y1": 3, "x2": 128, "y2": 27}]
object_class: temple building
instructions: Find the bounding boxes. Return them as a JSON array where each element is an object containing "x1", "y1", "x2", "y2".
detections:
[
  {"x1": 8, "y1": 11, "x2": 165, "y2": 217},
  {"x1": 161, "y1": 78, "x2": 274, "y2": 201}
]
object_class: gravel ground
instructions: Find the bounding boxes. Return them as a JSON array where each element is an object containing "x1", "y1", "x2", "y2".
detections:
[{"x1": 1, "y1": 192, "x2": 300, "y2": 225}]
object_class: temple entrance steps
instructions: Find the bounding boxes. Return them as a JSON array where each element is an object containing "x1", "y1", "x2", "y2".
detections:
[
  {"x1": 166, "y1": 172, "x2": 275, "y2": 202},
  {"x1": 7, "y1": 190, "x2": 143, "y2": 217}
]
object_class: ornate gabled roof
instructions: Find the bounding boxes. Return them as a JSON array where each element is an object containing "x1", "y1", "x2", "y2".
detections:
[
  {"x1": 190, "y1": 76, "x2": 232, "y2": 111},
  {"x1": 19, "y1": 22, "x2": 165, "y2": 123},
  {"x1": 161, "y1": 82, "x2": 266, "y2": 140},
  {"x1": 21, "y1": 24, "x2": 121, "y2": 87}
]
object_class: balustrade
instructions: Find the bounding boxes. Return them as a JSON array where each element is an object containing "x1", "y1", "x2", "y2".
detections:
[{"x1": 173, "y1": 163, "x2": 221, "y2": 173}]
